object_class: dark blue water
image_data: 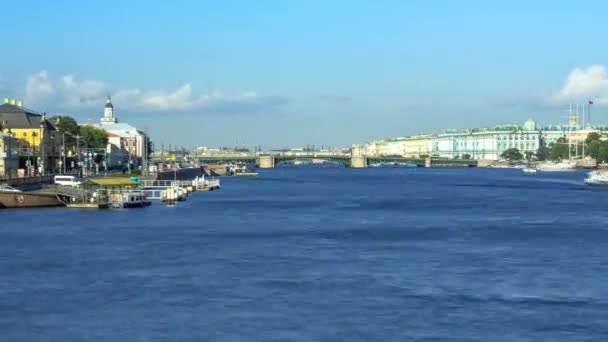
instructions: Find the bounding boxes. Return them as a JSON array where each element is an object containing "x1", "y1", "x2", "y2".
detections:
[{"x1": 1, "y1": 167, "x2": 607, "y2": 341}]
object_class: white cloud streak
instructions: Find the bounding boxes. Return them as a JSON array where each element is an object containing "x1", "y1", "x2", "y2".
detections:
[
  {"x1": 550, "y1": 65, "x2": 608, "y2": 105},
  {"x1": 26, "y1": 70, "x2": 54, "y2": 99},
  {"x1": 20, "y1": 70, "x2": 285, "y2": 113}
]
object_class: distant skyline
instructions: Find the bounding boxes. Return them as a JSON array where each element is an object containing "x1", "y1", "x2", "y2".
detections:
[{"x1": 1, "y1": 0, "x2": 607, "y2": 148}]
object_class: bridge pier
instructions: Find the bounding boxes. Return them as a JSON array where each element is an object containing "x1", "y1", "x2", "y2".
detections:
[
  {"x1": 350, "y1": 155, "x2": 368, "y2": 168},
  {"x1": 258, "y1": 155, "x2": 275, "y2": 168}
]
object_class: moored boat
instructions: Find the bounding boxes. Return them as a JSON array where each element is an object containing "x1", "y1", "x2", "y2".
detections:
[
  {"x1": 0, "y1": 185, "x2": 64, "y2": 208},
  {"x1": 584, "y1": 170, "x2": 608, "y2": 186},
  {"x1": 110, "y1": 191, "x2": 147, "y2": 208},
  {"x1": 536, "y1": 161, "x2": 577, "y2": 172},
  {"x1": 231, "y1": 164, "x2": 259, "y2": 176}
]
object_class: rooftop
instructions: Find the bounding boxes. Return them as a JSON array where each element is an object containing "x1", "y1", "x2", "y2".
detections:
[
  {"x1": 84, "y1": 178, "x2": 139, "y2": 187},
  {"x1": 0, "y1": 103, "x2": 56, "y2": 130}
]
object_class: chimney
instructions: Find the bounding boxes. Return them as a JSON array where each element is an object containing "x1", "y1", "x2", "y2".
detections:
[
  {"x1": 17, "y1": 100, "x2": 23, "y2": 107},
  {"x1": 3, "y1": 98, "x2": 8, "y2": 104},
  {"x1": 9, "y1": 99, "x2": 16, "y2": 105}
]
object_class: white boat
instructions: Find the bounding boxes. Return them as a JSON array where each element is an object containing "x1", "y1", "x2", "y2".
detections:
[
  {"x1": 522, "y1": 167, "x2": 537, "y2": 174},
  {"x1": 161, "y1": 186, "x2": 188, "y2": 203},
  {"x1": 536, "y1": 161, "x2": 577, "y2": 172},
  {"x1": 231, "y1": 164, "x2": 258, "y2": 176},
  {"x1": 584, "y1": 170, "x2": 608, "y2": 186},
  {"x1": 109, "y1": 190, "x2": 148, "y2": 208}
]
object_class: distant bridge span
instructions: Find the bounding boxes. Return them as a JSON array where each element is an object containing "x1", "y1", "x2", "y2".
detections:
[{"x1": 152, "y1": 152, "x2": 477, "y2": 168}]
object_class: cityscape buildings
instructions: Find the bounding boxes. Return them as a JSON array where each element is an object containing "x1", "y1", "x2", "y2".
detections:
[
  {"x1": 357, "y1": 117, "x2": 608, "y2": 161},
  {"x1": 0, "y1": 99, "x2": 61, "y2": 175},
  {"x1": 90, "y1": 96, "x2": 149, "y2": 170}
]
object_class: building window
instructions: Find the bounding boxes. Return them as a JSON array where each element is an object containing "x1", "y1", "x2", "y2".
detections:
[{"x1": 23, "y1": 132, "x2": 27, "y2": 137}]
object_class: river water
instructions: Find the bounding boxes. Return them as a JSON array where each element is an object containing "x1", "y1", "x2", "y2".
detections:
[{"x1": 1, "y1": 167, "x2": 607, "y2": 341}]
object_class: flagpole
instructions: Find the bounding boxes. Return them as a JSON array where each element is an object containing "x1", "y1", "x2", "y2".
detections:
[{"x1": 588, "y1": 99, "x2": 593, "y2": 128}]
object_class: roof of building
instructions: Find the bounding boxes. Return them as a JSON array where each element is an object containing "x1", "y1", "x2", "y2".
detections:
[
  {"x1": 0, "y1": 103, "x2": 57, "y2": 130},
  {"x1": 105, "y1": 102, "x2": 114, "y2": 109},
  {"x1": 105, "y1": 131, "x2": 121, "y2": 138},
  {"x1": 94, "y1": 122, "x2": 142, "y2": 137},
  {"x1": 84, "y1": 177, "x2": 139, "y2": 187}
]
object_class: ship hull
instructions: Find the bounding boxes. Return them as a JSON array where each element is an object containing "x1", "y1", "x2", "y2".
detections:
[{"x1": 0, "y1": 192, "x2": 63, "y2": 209}]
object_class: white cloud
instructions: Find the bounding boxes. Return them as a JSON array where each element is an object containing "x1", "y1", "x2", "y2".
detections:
[
  {"x1": 139, "y1": 83, "x2": 195, "y2": 110},
  {"x1": 58, "y1": 74, "x2": 107, "y2": 106},
  {"x1": 26, "y1": 70, "x2": 54, "y2": 99},
  {"x1": 20, "y1": 70, "x2": 285, "y2": 114},
  {"x1": 550, "y1": 65, "x2": 608, "y2": 105}
]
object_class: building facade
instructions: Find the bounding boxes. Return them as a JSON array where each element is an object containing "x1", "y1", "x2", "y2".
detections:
[
  {"x1": 0, "y1": 98, "x2": 61, "y2": 173},
  {"x1": 431, "y1": 120, "x2": 541, "y2": 160},
  {"x1": 92, "y1": 96, "x2": 149, "y2": 170},
  {"x1": 357, "y1": 118, "x2": 608, "y2": 161},
  {"x1": 403, "y1": 135, "x2": 433, "y2": 158},
  {"x1": 0, "y1": 132, "x2": 19, "y2": 177}
]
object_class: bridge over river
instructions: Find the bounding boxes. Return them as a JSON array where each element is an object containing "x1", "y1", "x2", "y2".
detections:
[{"x1": 157, "y1": 152, "x2": 477, "y2": 168}]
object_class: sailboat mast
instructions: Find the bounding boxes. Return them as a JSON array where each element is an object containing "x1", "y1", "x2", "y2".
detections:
[
  {"x1": 568, "y1": 104, "x2": 572, "y2": 160},
  {"x1": 582, "y1": 105, "x2": 586, "y2": 157},
  {"x1": 576, "y1": 104, "x2": 579, "y2": 158}
]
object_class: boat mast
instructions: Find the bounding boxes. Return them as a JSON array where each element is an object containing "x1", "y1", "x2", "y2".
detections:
[
  {"x1": 582, "y1": 104, "x2": 586, "y2": 157},
  {"x1": 568, "y1": 104, "x2": 572, "y2": 161},
  {"x1": 575, "y1": 104, "x2": 579, "y2": 158}
]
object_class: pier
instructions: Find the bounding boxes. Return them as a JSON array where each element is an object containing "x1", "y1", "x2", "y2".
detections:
[{"x1": 0, "y1": 175, "x2": 54, "y2": 187}]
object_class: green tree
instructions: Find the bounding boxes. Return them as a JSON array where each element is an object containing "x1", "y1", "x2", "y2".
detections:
[
  {"x1": 524, "y1": 151, "x2": 534, "y2": 161},
  {"x1": 549, "y1": 137, "x2": 569, "y2": 161},
  {"x1": 49, "y1": 115, "x2": 80, "y2": 149},
  {"x1": 79, "y1": 125, "x2": 108, "y2": 149},
  {"x1": 535, "y1": 145, "x2": 549, "y2": 161},
  {"x1": 587, "y1": 140, "x2": 601, "y2": 160},
  {"x1": 585, "y1": 132, "x2": 601, "y2": 144},
  {"x1": 598, "y1": 141, "x2": 608, "y2": 163},
  {"x1": 501, "y1": 148, "x2": 523, "y2": 161},
  {"x1": 461, "y1": 153, "x2": 471, "y2": 160}
]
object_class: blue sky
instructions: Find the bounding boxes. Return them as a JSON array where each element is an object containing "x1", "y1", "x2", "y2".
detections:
[{"x1": 1, "y1": 0, "x2": 607, "y2": 149}]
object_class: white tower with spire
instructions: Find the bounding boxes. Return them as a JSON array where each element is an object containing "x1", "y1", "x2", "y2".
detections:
[{"x1": 101, "y1": 95, "x2": 117, "y2": 123}]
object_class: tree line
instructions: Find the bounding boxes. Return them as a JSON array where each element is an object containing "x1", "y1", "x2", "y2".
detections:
[
  {"x1": 49, "y1": 116, "x2": 108, "y2": 151},
  {"x1": 500, "y1": 132, "x2": 608, "y2": 162}
]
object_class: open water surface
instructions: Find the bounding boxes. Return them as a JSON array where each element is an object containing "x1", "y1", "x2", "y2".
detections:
[{"x1": 1, "y1": 167, "x2": 607, "y2": 341}]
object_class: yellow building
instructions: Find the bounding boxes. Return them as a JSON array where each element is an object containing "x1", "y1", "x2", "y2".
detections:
[
  {"x1": 403, "y1": 135, "x2": 433, "y2": 158},
  {"x1": 0, "y1": 98, "x2": 61, "y2": 173}
]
